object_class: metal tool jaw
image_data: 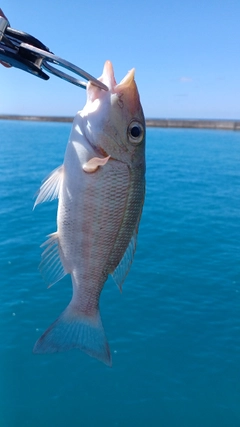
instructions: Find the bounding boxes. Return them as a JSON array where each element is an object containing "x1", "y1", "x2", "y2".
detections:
[{"x1": 0, "y1": 17, "x2": 108, "y2": 91}]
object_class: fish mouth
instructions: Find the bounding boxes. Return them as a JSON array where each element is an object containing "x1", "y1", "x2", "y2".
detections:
[
  {"x1": 83, "y1": 61, "x2": 141, "y2": 153},
  {"x1": 97, "y1": 60, "x2": 140, "y2": 115},
  {"x1": 99, "y1": 60, "x2": 135, "y2": 92},
  {"x1": 87, "y1": 61, "x2": 136, "y2": 98}
]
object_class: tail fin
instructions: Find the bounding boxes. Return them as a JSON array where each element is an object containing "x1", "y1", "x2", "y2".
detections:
[{"x1": 33, "y1": 304, "x2": 112, "y2": 366}]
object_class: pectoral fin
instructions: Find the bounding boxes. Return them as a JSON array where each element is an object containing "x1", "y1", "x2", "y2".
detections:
[{"x1": 83, "y1": 156, "x2": 110, "y2": 173}]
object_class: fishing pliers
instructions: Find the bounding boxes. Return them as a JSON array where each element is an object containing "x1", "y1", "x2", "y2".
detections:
[{"x1": 0, "y1": 10, "x2": 108, "y2": 91}]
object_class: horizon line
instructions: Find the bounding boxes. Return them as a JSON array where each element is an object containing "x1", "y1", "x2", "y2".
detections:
[{"x1": 0, "y1": 115, "x2": 240, "y2": 130}]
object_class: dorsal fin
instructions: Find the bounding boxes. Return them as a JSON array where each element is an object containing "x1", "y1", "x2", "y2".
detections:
[{"x1": 111, "y1": 228, "x2": 138, "y2": 292}]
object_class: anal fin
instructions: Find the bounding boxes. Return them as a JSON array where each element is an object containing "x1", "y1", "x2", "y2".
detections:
[{"x1": 40, "y1": 232, "x2": 68, "y2": 287}]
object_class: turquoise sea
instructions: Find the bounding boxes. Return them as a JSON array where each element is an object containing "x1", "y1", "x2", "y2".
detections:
[{"x1": 0, "y1": 120, "x2": 240, "y2": 426}]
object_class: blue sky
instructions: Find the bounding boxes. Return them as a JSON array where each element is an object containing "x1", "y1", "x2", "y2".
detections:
[{"x1": 1, "y1": 0, "x2": 240, "y2": 119}]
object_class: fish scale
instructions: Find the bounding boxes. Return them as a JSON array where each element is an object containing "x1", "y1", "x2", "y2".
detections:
[
  {"x1": 64, "y1": 161, "x2": 130, "y2": 290},
  {"x1": 108, "y1": 166, "x2": 145, "y2": 276}
]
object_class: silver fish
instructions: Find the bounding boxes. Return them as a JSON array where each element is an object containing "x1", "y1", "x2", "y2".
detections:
[{"x1": 33, "y1": 61, "x2": 145, "y2": 366}]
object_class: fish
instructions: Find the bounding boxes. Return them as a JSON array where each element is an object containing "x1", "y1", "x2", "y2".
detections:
[{"x1": 33, "y1": 60, "x2": 146, "y2": 366}]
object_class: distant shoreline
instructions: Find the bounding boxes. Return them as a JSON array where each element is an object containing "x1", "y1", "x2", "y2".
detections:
[{"x1": 1, "y1": 115, "x2": 240, "y2": 130}]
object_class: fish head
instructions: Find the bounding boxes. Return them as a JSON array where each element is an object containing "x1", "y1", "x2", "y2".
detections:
[{"x1": 80, "y1": 61, "x2": 145, "y2": 166}]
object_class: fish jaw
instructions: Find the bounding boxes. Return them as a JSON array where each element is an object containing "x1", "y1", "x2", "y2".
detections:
[
  {"x1": 88, "y1": 60, "x2": 142, "y2": 116},
  {"x1": 98, "y1": 60, "x2": 117, "y2": 91},
  {"x1": 80, "y1": 61, "x2": 145, "y2": 166}
]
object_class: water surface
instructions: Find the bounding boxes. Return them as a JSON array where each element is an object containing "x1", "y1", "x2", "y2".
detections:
[{"x1": 0, "y1": 121, "x2": 240, "y2": 426}]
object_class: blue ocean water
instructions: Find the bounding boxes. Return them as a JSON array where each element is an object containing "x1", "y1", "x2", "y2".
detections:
[{"x1": 0, "y1": 120, "x2": 240, "y2": 426}]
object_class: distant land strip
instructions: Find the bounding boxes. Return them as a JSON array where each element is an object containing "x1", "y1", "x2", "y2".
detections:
[{"x1": 1, "y1": 115, "x2": 240, "y2": 130}]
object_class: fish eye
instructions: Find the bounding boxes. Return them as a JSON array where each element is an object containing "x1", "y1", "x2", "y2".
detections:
[{"x1": 128, "y1": 121, "x2": 144, "y2": 144}]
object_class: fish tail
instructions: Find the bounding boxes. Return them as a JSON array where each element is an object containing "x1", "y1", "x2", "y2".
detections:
[{"x1": 33, "y1": 304, "x2": 112, "y2": 366}]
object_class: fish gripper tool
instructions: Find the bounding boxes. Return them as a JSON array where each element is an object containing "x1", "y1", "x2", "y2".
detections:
[{"x1": 0, "y1": 15, "x2": 108, "y2": 91}]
